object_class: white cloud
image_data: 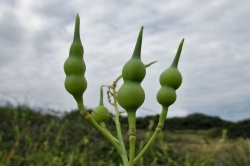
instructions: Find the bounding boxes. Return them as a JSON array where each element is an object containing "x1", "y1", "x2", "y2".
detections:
[{"x1": 0, "y1": 0, "x2": 249, "y2": 122}]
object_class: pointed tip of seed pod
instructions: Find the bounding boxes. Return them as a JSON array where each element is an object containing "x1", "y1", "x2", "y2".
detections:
[
  {"x1": 76, "y1": 14, "x2": 80, "y2": 21},
  {"x1": 99, "y1": 87, "x2": 104, "y2": 106},
  {"x1": 75, "y1": 13, "x2": 80, "y2": 25},
  {"x1": 171, "y1": 38, "x2": 185, "y2": 68},
  {"x1": 73, "y1": 13, "x2": 81, "y2": 42},
  {"x1": 132, "y1": 27, "x2": 144, "y2": 59}
]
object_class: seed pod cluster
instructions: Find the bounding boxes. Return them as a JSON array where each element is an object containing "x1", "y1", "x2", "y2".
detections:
[
  {"x1": 117, "y1": 27, "x2": 146, "y2": 131},
  {"x1": 156, "y1": 39, "x2": 184, "y2": 124},
  {"x1": 64, "y1": 14, "x2": 87, "y2": 110}
]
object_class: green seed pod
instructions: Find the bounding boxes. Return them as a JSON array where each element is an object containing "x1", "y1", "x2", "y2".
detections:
[
  {"x1": 122, "y1": 59, "x2": 146, "y2": 82},
  {"x1": 91, "y1": 106, "x2": 109, "y2": 125},
  {"x1": 159, "y1": 68, "x2": 182, "y2": 90},
  {"x1": 156, "y1": 86, "x2": 177, "y2": 107},
  {"x1": 157, "y1": 39, "x2": 184, "y2": 125},
  {"x1": 91, "y1": 87, "x2": 109, "y2": 126},
  {"x1": 64, "y1": 14, "x2": 87, "y2": 110},
  {"x1": 117, "y1": 27, "x2": 146, "y2": 133},
  {"x1": 117, "y1": 82, "x2": 145, "y2": 110},
  {"x1": 157, "y1": 39, "x2": 184, "y2": 107},
  {"x1": 158, "y1": 41, "x2": 183, "y2": 90}
]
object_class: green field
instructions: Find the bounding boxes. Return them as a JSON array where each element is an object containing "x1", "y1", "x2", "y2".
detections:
[{"x1": 0, "y1": 105, "x2": 249, "y2": 166}]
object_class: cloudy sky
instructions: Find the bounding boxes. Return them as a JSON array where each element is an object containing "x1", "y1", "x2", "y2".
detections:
[{"x1": 0, "y1": 0, "x2": 249, "y2": 122}]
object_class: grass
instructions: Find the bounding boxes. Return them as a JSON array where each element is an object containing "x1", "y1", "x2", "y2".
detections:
[{"x1": 0, "y1": 106, "x2": 249, "y2": 166}]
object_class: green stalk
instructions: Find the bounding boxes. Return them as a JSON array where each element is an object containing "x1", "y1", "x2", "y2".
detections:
[
  {"x1": 100, "y1": 121, "x2": 120, "y2": 144},
  {"x1": 134, "y1": 127, "x2": 161, "y2": 164},
  {"x1": 129, "y1": 136, "x2": 136, "y2": 166},
  {"x1": 107, "y1": 131, "x2": 120, "y2": 144},
  {"x1": 99, "y1": 87, "x2": 104, "y2": 106},
  {"x1": 134, "y1": 107, "x2": 168, "y2": 164},
  {"x1": 158, "y1": 107, "x2": 168, "y2": 124},
  {"x1": 112, "y1": 83, "x2": 129, "y2": 166},
  {"x1": 81, "y1": 110, "x2": 123, "y2": 154},
  {"x1": 127, "y1": 110, "x2": 136, "y2": 166},
  {"x1": 127, "y1": 111, "x2": 136, "y2": 131},
  {"x1": 113, "y1": 103, "x2": 129, "y2": 165},
  {"x1": 114, "y1": 116, "x2": 129, "y2": 165}
]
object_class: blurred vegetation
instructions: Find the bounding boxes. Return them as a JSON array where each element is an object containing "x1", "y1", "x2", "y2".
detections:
[
  {"x1": 0, "y1": 103, "x2": 249, "y2": 166},
  {"x1": 134, "y1": 113, "x2": 249, "y2": 139}
]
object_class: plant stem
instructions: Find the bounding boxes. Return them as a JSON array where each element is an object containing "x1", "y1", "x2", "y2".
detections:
[
  {"x1": 99, "y1": 87, "x2": 104, "y2": 105},
  {"x1": 114, "y1": 110, "x2": 129, "y2": 166},
  {"x1": 127, "y1": 110, "x2": 136, "y2": 166},
  {"x1": 134, "y1": 127, "x2": 162, "y2": 164},
  {"x1": 101, "y1": 125, "x2": 120, "y2": 144},
  {"x1": 129, "y1": 135, "x2": 136, "y2": 166},
  {"x1": 158, "y1": 107, "x2": 168, "y2": 124},
  {"x1": 115, "y1": 75, "x2": 123, "y2": 84},
  {"x1": 134, "y1": 107, "x2": 168, "y2": 164},
  {"x1": 112, "y1": 83, "x2": 129, "y2": 166},
  {"x1": 81, "y1": 110, "x2": 123, "y2": 155},
  {"x1": 110, "y1": 60, "x2": 157, "y2": 166}
]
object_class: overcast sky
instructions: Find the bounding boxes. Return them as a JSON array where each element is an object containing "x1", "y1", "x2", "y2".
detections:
[{"x1": 0, "y1": 0, "x2": 249, "y2": 122}]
